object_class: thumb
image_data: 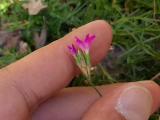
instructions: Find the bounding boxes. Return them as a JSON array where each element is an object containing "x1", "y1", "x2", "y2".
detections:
[{"x1": 82, "y1": 81, "x2": 160, "y2": 120}]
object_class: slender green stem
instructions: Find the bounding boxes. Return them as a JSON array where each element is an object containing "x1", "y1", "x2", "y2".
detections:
[{"x1": 87, "y1": 66, "x2": 102, "y2": 97}]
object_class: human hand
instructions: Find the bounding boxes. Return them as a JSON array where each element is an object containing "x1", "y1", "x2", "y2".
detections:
[{"x1": 0, "y1": 20, "x2": 159, "y2": 120}]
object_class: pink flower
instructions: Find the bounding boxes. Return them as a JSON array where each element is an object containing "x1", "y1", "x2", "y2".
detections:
[
  {"x1": 68, "y1": 44, "x2": 77, "y2": 56},
  {"x1": 75, "y1": 34, "x2": 95, "y2": 53}
]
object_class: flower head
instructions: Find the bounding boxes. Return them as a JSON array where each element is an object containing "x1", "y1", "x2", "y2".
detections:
[
  {"x1": 75, "y1": 34, "x2": 95, "y2": 53},
  {"x1": 67, "y1": 34, "x2": 96, "y2": 76},
  {"x1": 67, "y1": 34, "x2": 101, "y2": 96},
  {"x1": 68, "y1": 44, "x2": 77, "y2": 56}
]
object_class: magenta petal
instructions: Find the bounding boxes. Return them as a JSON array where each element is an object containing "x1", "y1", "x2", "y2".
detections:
[
  {"x1": 75, "y1": 36, "x2": 81, "y2": 41},
  {"x1": 75, "y1": 34, "x2": 96, "y2": 52},
  {"x1": 75, "y1": 37, "x2": 86, "y2": 51},
  {"x1": 68, "y1": 44, "x2": 77, "y2": 56},
  {"x1": 84, "y1": 34, "x2": 90, "y2": 42},
  {"x1": 84, "y1": 34, "x2": 96, "y2": 48},
  {"x1": 85, "y1": 34, "x2": 96, "y2": 44},
  {"x1": 89, "y1": 35, "x2": 96, "y2": 42}
]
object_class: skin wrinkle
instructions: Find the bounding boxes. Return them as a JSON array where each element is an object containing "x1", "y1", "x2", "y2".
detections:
[
  {"x1": 0, "y1": 52, "x2": 47, "y2": 117},
  {"x1": 13, "y1": 43, "x2": 73, "y2": 110},
  {"x1": 0, "y1": 63, "x2": 40, "y2": 113},
  {"x1": 0, "y1": 80, "x2": 29, "y2": 119},
  {"x1": 6, "y1": 73, "x2": 35, "y2": 114},
  {"x1": 0, "y1": 68, "x2": 33, "y2": 115}
]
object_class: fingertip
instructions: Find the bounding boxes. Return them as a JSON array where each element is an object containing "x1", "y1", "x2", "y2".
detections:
[
  {"x1": 89, "y1": 20, "x2": 113, "y2": 64},
  {"x1": 91, "y1": 20, "x2": 113, "y2": 34},
  {"x1": 138, "y1": 81, "x2": 160, "y2": 113}
]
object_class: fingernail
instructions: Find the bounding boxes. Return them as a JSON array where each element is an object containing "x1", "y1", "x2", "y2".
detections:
[{"x1": 115, "y1": 86, "x2": 153, "y2": 120}]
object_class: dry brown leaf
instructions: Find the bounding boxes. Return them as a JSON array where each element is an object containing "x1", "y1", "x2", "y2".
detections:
[
  {"x1": 4, "y1": 36, "x2": 20, "y2": 49},
  {"x1": 5, "y1": 31, "x2": 21, "y2": 49},
  {"x1": 0, "y1": 31, "x2": 9, "y2": 46},
  {"x1": 23, "y1": 0, "x2": 47, "y2": 15},
  {"x1": 0, "y1": 30, "x2": 21, "y2": 49},
  {"x1": 0, "y1": 30, "x2": 29, "y2": 54},
  {"x1": 34, "y1": 24, "x2": 47, "y2": 49}
]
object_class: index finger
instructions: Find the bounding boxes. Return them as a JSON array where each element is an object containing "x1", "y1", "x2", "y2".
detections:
[{"x1": 0, "y1": 20, "x2": 112, "y2": 109}]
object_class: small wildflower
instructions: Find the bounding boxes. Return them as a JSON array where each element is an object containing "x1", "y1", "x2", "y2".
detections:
[
  {"x1": 68, "y1": 34, "x2": 95, "y2": 76},
  {"x1": 67, "y1": 34, "x2": 102, "y2": 97},
  {"x1": 75, "y1": 34, "x2": 95, "y2": 53}
]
